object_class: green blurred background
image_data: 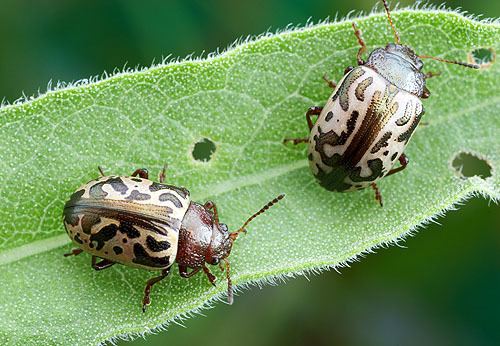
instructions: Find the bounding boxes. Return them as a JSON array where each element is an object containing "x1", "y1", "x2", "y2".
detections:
[{"x1": 1, "y1": 1, "x2": 498, "y2": 345}]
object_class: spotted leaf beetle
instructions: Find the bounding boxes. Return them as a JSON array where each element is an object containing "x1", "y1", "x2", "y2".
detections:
[{"x1": 63, "y1": 166, "x2": 284, "y2": 311}]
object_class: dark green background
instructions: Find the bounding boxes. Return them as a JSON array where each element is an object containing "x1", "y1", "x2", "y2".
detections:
[{"x1": 1, "y1": 1, "x2": 498, "y2": 345}]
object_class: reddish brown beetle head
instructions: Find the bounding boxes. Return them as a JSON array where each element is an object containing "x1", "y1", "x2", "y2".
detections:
[
  {"x1": 205, "y1": 222, "x2": 231, "y2": 265},
  {"x1": 205, "y1": 194, "x2": 285, "y2": 304},
  {"x1": 177, "y1": 194, "x2": 285, "y2": 304}
]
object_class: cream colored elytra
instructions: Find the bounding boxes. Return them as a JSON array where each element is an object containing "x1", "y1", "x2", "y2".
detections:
[
  {"x1": 63, "y1": 175, "x2": 190, "y2": 270},
  {"x1": 307, "y1": 65, "x2": 424, "y2": 192}
]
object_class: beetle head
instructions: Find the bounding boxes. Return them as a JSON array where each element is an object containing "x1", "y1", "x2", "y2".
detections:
[
  {"x1": 363, "y1": 1, "x2": 478, "y2": 98},
  {"x1": 205, "y1": 222, "x2": 231, "y2": 266},
  {"x1": 205, "y1": 194, "x2": 285, "y2": 304}
]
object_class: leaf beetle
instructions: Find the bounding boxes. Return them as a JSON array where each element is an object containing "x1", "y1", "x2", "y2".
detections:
[
  {"x1": 63, "y1": 165, "x2": 284, "y2": 311},
  {"x1": 285, "y1": 0, "x2": 479, "y2": 206}
]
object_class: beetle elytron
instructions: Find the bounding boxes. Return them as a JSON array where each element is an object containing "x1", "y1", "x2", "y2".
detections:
[
  {"x1": 285, "y1": 0, "x2": 479, "y2": 206},
  {"x1": 63, "y1": 166, "x2": 284, "y2": 311}
]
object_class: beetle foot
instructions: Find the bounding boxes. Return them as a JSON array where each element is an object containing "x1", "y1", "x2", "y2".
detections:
[
  {"x1": 142, "y1": 297, "x2": 150, "y2": 313},
  {"x1": 202, "y1": 265, "x2": 217, "y2": 286},
  {"x1": 322, "y1": 74, "x2": 337, "y2": 89},
  {"x1": 371, "y1": 183, "x2": 383, "y2": 207},
  {"x1": 63, "y1": 248, "x2": 83, "y2": 257},
  {"x1": 283, "y1": 137, "x2": 308, "y2": 145}
]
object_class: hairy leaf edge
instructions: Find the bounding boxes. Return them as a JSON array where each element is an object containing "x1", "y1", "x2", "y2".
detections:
[
  {"x1": 0, "y1": 6, "x2": 498, "y2": 110},
  {"x1": 100, "y1": 185, "x2": 497, "y2": 345}
]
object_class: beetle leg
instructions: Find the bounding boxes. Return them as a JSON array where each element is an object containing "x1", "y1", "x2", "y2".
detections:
[
  {"x1": 283, "y1": 106, "x2": 323, "y2": 145},
  {"x1": 158, "y1": 163, "x2": 168, "y2": 183},
  {"x1": 178, "y1": 265, "x2": 201, "y2": 278},
  {"x1": 352, "y1": 22, "x2": 367, "y2": 65},
  {"x1": 344, "y1": 66, "x2": 354, "y2": 75},
  {"x1": 305, "y1": 106, "x2": 323, "y2": 130},
  {"x1": 202, "y1": 264, "x2": 217, "y2": 286},
  {"x1": 63, "y1": 248, "x2": 83, "y2": 257},
  {"x1": 370, "y1": 183, "x2": 383, "y2": 207},
  {"x1": 283, "y1": 137, "x2": 308, "y2": 145},
  {"x1": 203, "y1": 201, "x2": 219, "y2": 226},
  {"x1": 322, "y1": 74, "x2": 337, "y2": 89},
  {"x1": 131, "y1": 168, "x2": 149, "y2": 179},
  {"x1": 386, "y1": 153, "x2": 409, "y2": 177},
  {"x1": 425, "y1": 71, "x2": 441, "y2": 79},
  {"x1": 142, "y1": 267, "x2": 171, "y2": 312},
  {"x1": 91, "y1": 256, "x2": 115, "y2": 271},
  {"x1": 97, "y1": 166, "x2": 106, "y2": 176}
]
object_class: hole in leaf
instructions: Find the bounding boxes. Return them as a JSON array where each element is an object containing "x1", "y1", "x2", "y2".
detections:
[
  {"x1": 192, "y1": 138, "x2": 216, "y2": 162},
  {"x1": 468, "y1": 47, "x2": 495, "y2": 67},
  {"x1": 452, "y1": 152, "x2": 492, "y2": 179}
]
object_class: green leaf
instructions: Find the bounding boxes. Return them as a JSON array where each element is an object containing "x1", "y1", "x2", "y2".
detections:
[{"x1": 0, "y1": 9, "x2": 498, "y2": 345}]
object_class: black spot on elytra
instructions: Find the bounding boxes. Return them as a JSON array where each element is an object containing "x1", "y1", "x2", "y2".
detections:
[
  {"x1": 150, "y1": 182, "x2": 189, "y2": 199},
  {"x1": 89, "y1": 182, "x2": 108, "y2": 199},
  {"x1": 125, "y1": 190, "x2": 151, "y2": 201},
  {"x1": 383, "y1": 151, "x2": 389, "y2": 156},
  {"x1": 349, "y1": 158, "x2": 385, "y2": 183},
  {"x1": 63, "y1": 190, "x2": 85, "y2": 226},
  {"x1": 90, "y1": 224, "x2": 118, "y2": 250},
  {"x1": 118, "y1": 221, "x2": 141, "y2": 238},
  {"x1": 333, "y1": 68, "x2": 365, "y2": 111},
  {"x1": 159, "y1": 193, "x2": 183, "y2": 208},
  {"x1": 146, "y1": 235, "x2": 171, "y2": 252},
  {"x1": 81, "y1": 214, "x2": 100, "y2": 234},
  {"x1": 391, "y1": 152, "x2": 399, "y2": 161},
  {"x1": 113, "y1": 246, "x2": 123, "y2": 255},
  {"x1": 131, "y1": 178, "x2": 142, "y2": 182},
  {"x1": 171, "y1": 186, "x2": 189, "y2": 199},
  {"x1": 314, "y1": 110, "x2": 359, "y2": 167},
  {"x1": 325, "y1": 111, "x2": 334, "y2": 122},
  {"x1": 63, "y1": 213, "x2": 79, "y2": 228},
  {"x1": 132, "y1": 243, "x2": 170, "y2": 268},
  {"x1": 370, "y1": 131, "x2": 392, "y2": 154},
  {"x1": 355, "y1": 76, "x2": 373, "y2": 101},
  {"x1": 74, "y1": 233, "x2": 83, "y2": 244},
  {"x1": 66, "y1": 189, "x2": 85, "y2": 206},
  {"x1": 107, "y1": 177, "x2": 128, "y2": 194},
  {"x1": 122, "y1": 238, "x2": 128, "y2": 243},
  {"x1": 398, "y1": 109, "x2": 424, "y2": 143},
  {"x1": 149, "y1": 182, "x2": 170, "y2": 192}
]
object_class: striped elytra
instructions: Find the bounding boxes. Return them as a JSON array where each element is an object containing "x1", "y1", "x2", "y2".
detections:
[
  {"x1": 308, "y1": 65, "x2": 423, "y2": 193},
  {"x1": 63, "y1": 167, "x2": 284, "y2": 311},
  {"x1": 285, "y1": 0, "x2": 479, "y2": 206}
]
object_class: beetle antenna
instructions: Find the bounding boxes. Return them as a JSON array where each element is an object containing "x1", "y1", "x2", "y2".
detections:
[
  {"x1": 418, "y1": 55, "x2": 480, "y2": 69},
  {"x1": 381, "y1": 0, "x2": 400, "y2": 44},
  {"x1": 230, "y1": 194, "x2": 285, "y2": 239},
  {"x1": 223, "y1": 258, "x2": 234, "y2": 305}
]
